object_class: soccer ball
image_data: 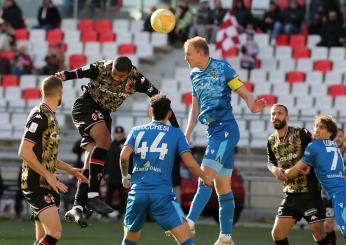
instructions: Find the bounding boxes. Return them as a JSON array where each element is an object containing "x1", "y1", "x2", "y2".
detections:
[{"x1": 150, "y1": 9, "x2": 176, "y2": 33}]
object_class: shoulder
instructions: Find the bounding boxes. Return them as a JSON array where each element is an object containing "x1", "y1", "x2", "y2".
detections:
[{"x1": 267, "y1": 132, "x2": 276, "y2": 142}]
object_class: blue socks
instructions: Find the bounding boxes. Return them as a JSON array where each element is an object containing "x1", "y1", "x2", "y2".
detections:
[
  {"x1": 122, "y1": 239, "x2": 137, "y2": 245},
  {"x1": 182, "y1": 238, "x2": 195, "y2": 245},
  {"x1": 218, "y1": 192, "x2": 234, "y2": 235},
  {"x1": 187, "y1": 179, "x2": 213, "y2": 222}
]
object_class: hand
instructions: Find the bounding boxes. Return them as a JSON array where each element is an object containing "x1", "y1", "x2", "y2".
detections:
[
  {"x1": 122, "y1": 174, "x2": 131, "y2": 189},
  {"x1": 54, "y1": 71, "x2": 66, "y2": 81},
  {"x1": 202, "y1": 176, "x2": 212, "y2": 187},
  {"x1": 251, "y1": 98, "x2": 266, "y2": 113},
  {"x1": 70, "y1": 168, "x2": 89, "y2": 184},
  {"x1": 45, "y1": 173, "x2": 68, "y2": 193},
  {"x1": 273, "y1": 167, "x2": 288, "y2": 182},
  {"x1": 299, "y1": 165, "x2": 311, "y2": 175}
]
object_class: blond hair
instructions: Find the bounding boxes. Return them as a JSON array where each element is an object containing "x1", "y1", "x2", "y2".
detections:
[{"x1": 184, "y1": 36, "x2": 209, "y2": 56}]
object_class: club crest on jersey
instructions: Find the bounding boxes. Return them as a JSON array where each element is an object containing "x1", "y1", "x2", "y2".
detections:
[
  {"x1": 211, "y1": 69, "x2": 217, "y2": 79},
  {"x1": 44, "y1": 195, "x2": 52, "y2": 203},
  {"x1": 289, "y1": 135, "x2": 294, "y2": 145},
  {"x1": 92, "y1": 113, "x2": 98, "y2": 121}
]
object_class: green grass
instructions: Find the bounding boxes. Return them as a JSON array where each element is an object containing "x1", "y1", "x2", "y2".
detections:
[{"x1": 0, "y1": 218, "x2": 343, "y2": 245}]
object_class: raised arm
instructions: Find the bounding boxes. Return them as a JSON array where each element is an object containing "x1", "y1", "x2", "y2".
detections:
[
  {"x1": 56, "y1": 160, "x2": 88, "y2": 184},
  {"x1": 185, "y1": 96, "x2": 200, "y2": 142},
  {"x1": 134, "y1": 73, "x2": 179, "y2": 128},
  {"x1": 55, "y1": 63, "x2": 99, "y2": 81}
]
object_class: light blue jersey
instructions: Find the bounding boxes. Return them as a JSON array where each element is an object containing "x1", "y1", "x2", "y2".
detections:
[
  {"x1": 125, "y1": 121, "x2": 190, "y2": 194},
  {"x1": 191, "y1": 58, "x2": 242, "y2": 125},
  {"x1": 302, "y1": 140, "x2": 346, "y2": 199}
]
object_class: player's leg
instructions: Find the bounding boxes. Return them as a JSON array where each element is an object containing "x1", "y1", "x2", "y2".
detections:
[
  {"x1": 122, "y1": 193, "x2": 149, "y2": 245},
  {"x1": 152, "y1": 193, "x2": 195, "y2": 245},
  {"x1": 325, "y1": 200, "x2": 336, "y2": 245},
  {"x1": 87, "y1": 120, "x2": 113, "y2": 213},
  {"x1": 271, "y1": 217, "x2": 296, "y2": 244},
  {"x1": 37, "y1": 206, "x2": 61, "y2": 244},
  {"x1": 332, "y1": 191, "x2": 346, "y2": 237},
  {"x1": 34, "y1": 220, "x2": 45, "y2": 244},
  {"x1": 65, "y1": 142, "x2": 94, "y2": 228}
]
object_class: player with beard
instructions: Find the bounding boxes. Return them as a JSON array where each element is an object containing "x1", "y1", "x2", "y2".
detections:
[{"x1": 267, "y1": 104, "x2": 328, "y2": 245}]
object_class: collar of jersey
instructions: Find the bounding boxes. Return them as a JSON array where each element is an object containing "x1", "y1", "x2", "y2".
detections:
[{"x1": 199, "y1": 57, "x2": 212, "y2": 72}]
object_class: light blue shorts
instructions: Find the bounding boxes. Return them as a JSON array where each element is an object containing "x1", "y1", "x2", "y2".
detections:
[
  {"x1": 124, "y1": 192, "x2": 185, "y2": 232},
  {"x1": 202, "y1": 122, "x2": 240, "y2": 176}
]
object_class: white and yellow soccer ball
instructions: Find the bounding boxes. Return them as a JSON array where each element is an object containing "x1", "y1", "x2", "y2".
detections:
[{"x1": 150, "y1": 9, "x2": 176, "y2": 33}]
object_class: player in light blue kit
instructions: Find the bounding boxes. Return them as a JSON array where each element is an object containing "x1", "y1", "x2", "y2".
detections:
[
  {"x1": 285, "y1": 115, "x2": 346, "y2": 238},
  {"x1": 183, "y1": 36, "x2": 266, "y2": 245},
  {"x1": 119, "y1": 94, "x2": 211, "y2": 245}
]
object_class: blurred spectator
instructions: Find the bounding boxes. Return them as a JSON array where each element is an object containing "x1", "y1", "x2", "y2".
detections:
[
  {"x1": 318, "y1": 10, "x2": 344, "y2": 47},
  {"x1": 255, "y1": 1, "x2": 281, "y2": 34},
  {"x1": 143, "y1": 6, "x2": 156, "y2": 32},
  {"x1": 174, "y1": 1, "x2": 193, "y2": 44},
  {"x1": 34, "y1": 0, "x2": 61, "y2": 30},
  {"x1": 0, "y1": 58, "x2": 10, "y2": 74},
  {"x1": 209, "y1": 0, "x2": 228, "y2": 43},
  {"x1": 1, "y1": 0, "x2": 25, "y2": 29},
  {"x1": 308, "y1": 0, "x2": 325, "y2": 34},
  {"x1": 10, "y1": 46, "x2": 33, "y2": 76},
  {"x1": 240, "y1": 29, "x2": 259, "y2": 70},
  {"x1": 271, "y1": 0, "x2": 305, "y2": 39},
  {"x1": 0, "y1": 18, "x2": 15, "y2": 51},
  {"x1": 188, "y1": 0, "x2": 214, "y2": 42},
  {"x1": 231, "y1": 0, "x2": 253, "y2": 30},
  {"x1": 40, "y1": 42, "x2": 65, "y2": 75},
  {"x1": 104, "y1": 126, "x2": 128, "y2": 219}
]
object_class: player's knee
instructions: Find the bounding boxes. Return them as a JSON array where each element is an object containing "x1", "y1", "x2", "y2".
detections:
[
  {"x1": 48, "y1": 231, "x2": 61, "y2": 240},
  {"x1": 271, "y1": 228, "x2": 286, "y2": 241}
]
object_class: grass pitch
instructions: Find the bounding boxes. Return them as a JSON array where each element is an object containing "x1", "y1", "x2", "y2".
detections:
[{"x1": 0, "y1": 218, "x2": 343, "y2": 245}]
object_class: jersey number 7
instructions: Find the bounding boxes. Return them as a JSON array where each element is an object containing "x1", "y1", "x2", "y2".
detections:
[
  {"x1": 134, "y1": 131, "x2": 168, "y2": 160},
  {"x1": 326, "y1": 146, "x2": 342, "y2": 170}
]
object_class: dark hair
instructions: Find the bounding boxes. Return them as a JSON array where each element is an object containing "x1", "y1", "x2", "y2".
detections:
[
  {"x1": 112, "y1": 56, "x2": 132, "y2": 73},
  {"x1": 272, "y1": 103, "x2": 288, "y2": 114},
  {"x1": 41, "y1": 75, "x2": 62, "y2": 97},
  {"x1": 150, "y1": 94, "x2": 171, "y2": 121},
  {"x1": 315, "y1": 115, "x2": 338, "y2": 140},
  {"x1": 337, "y1": 128, "x2": 344, "y2": 134}
]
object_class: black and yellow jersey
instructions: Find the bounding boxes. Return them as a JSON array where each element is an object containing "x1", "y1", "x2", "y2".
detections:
[
  {"x1": 267, "y1": 126, "x2": 320, "y2": 193},
  {"x1": 21, "y1": 103, "x2": 60, "y2": 191}
]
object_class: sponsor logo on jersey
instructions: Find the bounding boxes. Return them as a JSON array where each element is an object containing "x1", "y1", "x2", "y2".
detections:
[
  {"x1": 35, "y1": 114, "x2": 42, "y2": 119},
  {"x1": 304, "y1": 208, "x2": 317, "y2": 216},
  {"x1": 28, "y1": 122, "x2": 38, "y2": 133},
  {"x1": 279, "y1": 153, "x2": 298, "y2": 162}
]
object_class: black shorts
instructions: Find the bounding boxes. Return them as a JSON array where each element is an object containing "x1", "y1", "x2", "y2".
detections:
[
  {"x1": 22, "y1": 188, "x2": 60, "y2": 220},
  {"x1": 277, "y1": 192, "x2": 325, "y2": 223},
  {"x1": 72, "y1": 93, "x2": 112, "y2": 148},
  {"x1": 322, "y1": 197, "x2": 334, "y2": 218}
]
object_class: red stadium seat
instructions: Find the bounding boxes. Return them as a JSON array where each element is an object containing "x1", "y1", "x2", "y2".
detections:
[
  {"x1": 289, "y1": 34, "x2": 306, "y2": 48},
  {"x1": 328, "y1": 84, "x2": 346, "y2": 97},
  {"x1": 23, "y1": 88, "x2": 41, "y2": 100},
  {"x1": 313, "y1": 60, "x2": 333, "y2": 73},
  {"x1": 81, "y1": 31, "x2": 98, "y2": 42},
  {"x1": 95, "y1": 19, "x2": 112, "y2": 32},
  {"x1": 258, "y1": 94, "x2": 277, "y2": 106},
  {"x1": 222, "y1": 47, "x2": 238, "y2": 58},
  {"x1": 292, "y1": 47, "x2": 310, "y2": 59},
  {"x1": 69, "y1": 54, "x2": 87, "y2": 70},
  {"x1": 276, "y1": 34, "x2": 289, "y2": 46},
  {"x1": 243, "y1": 81, "x2": 254, "y2": 92},
  {"x1": 286, "y1": 71, "x2": 305, "y2": 83},
  {"x1": 182, "y1": 92, "x2": 192, "y2": 105},
  {"x1": 14, "y1": 29, "x2": 29, "y2": 40},
  {"x1": 98, "y1": 31, "x2": 116, "y2": 43},
  {"x1": 1, "y1": 75, "x2": 19, "y2": 87},
  {"x1": 118, "y1": 44, "x2": 136, "y2": 55},
  {"x1": 79, "y1": 19, "x2": 94, "y2": 32},
  {"x1": 0, "y1": 51, "x2": 16, "y2": 61},
  {"x1": 47, "y1": 29, "x2": 64, "y2": 44},
  {"x1": 277, "y1": 0, "x2": 305, "y2": 9}
]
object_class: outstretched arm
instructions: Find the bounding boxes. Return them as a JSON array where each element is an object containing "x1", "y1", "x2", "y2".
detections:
[
  {"x1": 57, "y1": 160, "x2": 89, "y2": 184},
  {"x1": 55, "y1": 63, "x2": 99, "y2": 81},
  {"x1": 284, "y1": 160, "x2": 309, "y2": 179},
  {"x1": 236, "y1": 86, "x2": 266, "y2": 113}
]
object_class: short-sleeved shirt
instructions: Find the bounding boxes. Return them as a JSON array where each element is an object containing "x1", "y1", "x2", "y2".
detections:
[
  {"x1": 267, "y1": 127, "x2": 320, "y2": 193},
  {"x1": 21, "y1": 103, "x2": 60, "y2": 192},
  {"x1": 190, "y1": 58, "x2": 243, "y2": 125},
  {"x1": 125, "y1": 122, "x2": 190, "y2": 194},
  {"x1": 302, "y1": 139, "x2": 346, "y2": 199}
]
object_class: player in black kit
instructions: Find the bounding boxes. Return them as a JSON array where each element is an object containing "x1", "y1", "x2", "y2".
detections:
[{"x1": 55, "y1": 56, "x2": 179, "y2": 228}]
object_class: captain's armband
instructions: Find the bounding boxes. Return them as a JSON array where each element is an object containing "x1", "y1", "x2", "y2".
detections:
[{"x1": 227, "y1": 76, "x2": 244, "y2": 91}]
